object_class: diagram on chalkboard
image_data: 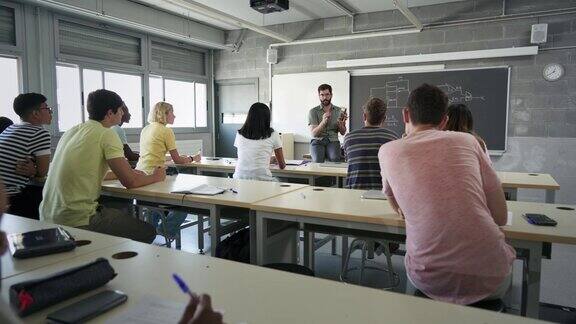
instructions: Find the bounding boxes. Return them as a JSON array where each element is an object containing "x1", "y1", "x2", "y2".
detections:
[
  {"x1": 369, "y1": 78, "x2": 410, "y2": 128},
  {"x1": 437, "y1": 83, "x2": 485, "y2": 103}
]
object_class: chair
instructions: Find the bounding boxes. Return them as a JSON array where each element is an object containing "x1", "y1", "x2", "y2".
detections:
[
  {"x1": 340, "y1": 238, "x2": 400, "y2": 289},
  {"x1": 264, "y1": 263, "x2": 315, "y2": 277},
  {"x1": 414, "y1": 290, "x2": 506, "y2": 312}
]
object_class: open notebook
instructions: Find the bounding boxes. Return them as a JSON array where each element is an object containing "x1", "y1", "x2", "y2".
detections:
[
  {"x1": 318, "y1": 162, "x2": 348, "y2": 168},
  {"x1": 171, "y1": 184, "x2": 225, "y2": 195},
  {"x1": 360, "y1": 190, "x2": 387, "y2": 200},
  {"x1": 286, "y1": 160, "x2": 306, "y2": 166}
]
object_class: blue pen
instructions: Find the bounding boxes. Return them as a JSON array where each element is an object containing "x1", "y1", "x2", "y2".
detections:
[{"x1": 172, "y1": 273, "x2": 195, "y2": 299}]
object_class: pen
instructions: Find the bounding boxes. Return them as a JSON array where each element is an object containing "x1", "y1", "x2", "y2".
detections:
[
  {"x1": 230, "y1": 188, "x2": 238, "y2": 194},
  {"x1": 172, "y1": 273, "x2": 195, "y2": 299}
]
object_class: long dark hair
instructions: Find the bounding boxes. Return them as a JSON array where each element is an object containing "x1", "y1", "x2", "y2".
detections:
[
  {"x1": 445, "y1": 103, "x2": 474, "y2": 133},
  {"x1": 238, "y1": 102, "x2": 274, "y2": 140}
]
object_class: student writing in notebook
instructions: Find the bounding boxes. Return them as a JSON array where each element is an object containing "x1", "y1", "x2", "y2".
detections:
[
  {"x1": 378, "y1": 84, "x2": 514, "y2": 305},
  {"x1": 137, "y1": 102, "x2": 200, "y2": 239},
  {"x1": 233, "y1": 102, "x2": 286, "y2": 181}
]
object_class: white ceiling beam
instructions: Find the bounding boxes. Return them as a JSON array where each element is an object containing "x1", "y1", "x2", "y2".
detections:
[
  {"x1": 322, "y1": 0, "x2": 354, "y2": 17},
  {"x1": 270, "y1": 28, "x2": 420, "y2": 47},
  {"x1": 327, "y1": 46, "x2": 539, "y2": 68},
  {"x1": 142, "y1": 0, "x2": 293, "y2": 43},
  {"x1": 392, "y1": 0, "x2": 423, "y2": 30}
]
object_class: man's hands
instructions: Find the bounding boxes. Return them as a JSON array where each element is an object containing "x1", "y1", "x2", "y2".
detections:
[
  {"x1": 178, "y1": 294, "x2": 224, "y2": 324},
  {"x1": 15, "y1": 157, "x2": 36, "y2": 178}
]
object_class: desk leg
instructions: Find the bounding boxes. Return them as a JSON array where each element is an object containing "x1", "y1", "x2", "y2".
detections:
[
  {"x1": 256, "y1": 215, "x2": 268, "y2": 265},
  {"x1": 545, "y1": 190, "x2": 556, "y2": 203},
  {"x1": 198, "y1": 215, "x2": 204, "y2": 254},
  {"x1": 341, "y1": 235, "x2": 349, "y2": 272},
  {"x1": 516, "y1": 240, "x2": 542, "y2": 319},
  {"x1": 505, "y1": 188, "x2": 518, "y2": 201},
  {"x1": 309, "y1": 176, "x2": 316, "y2": 186},
  {"x1": 209, "y1": 205, "x2": 222, "y2": 257},
  {"x1": 249, "y1": 210, "x2": 257, "y2": 264},
  {"x1": 303, "y1": 231, "x2": 315, "y2": 270}
]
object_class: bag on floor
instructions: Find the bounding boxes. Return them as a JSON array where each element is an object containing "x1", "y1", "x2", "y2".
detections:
[{"x1": 215, "y1": 228, "x2": 250, "y2": 263}]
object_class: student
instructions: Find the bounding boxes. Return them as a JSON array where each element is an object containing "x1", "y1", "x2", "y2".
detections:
[
  {"x1": 0, "y1": 116, "x2": 13, "y2": 133},
  {"x1": 378, "y1": 84, "x2": 515, "y2": 305},
  {"x1": 40, "y1": 89, "x2": 165, "y2": 243},
  {"x1": 137, "y1": 101, "x2": 200, "y2": 238},
  {"x1": 0, "y1": 93, "x2": 52, "y2": 220},
  {"x1": 343, "y1": 97, "x2": 398, "y2": 189},
  {"x1": 308, "y1": 84, "x2": 348, "y2": 163},
  {"x1": 233, "y1": 102, "x2": 286, "y2": 181},
  {"x1": 445, "y1": 103, "x2": 488, "y2": 153},
  {"x1": 111, "y1": 104, "x2": 140, "y2": 162}
]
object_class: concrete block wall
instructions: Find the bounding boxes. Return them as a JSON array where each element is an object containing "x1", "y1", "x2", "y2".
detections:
[
  {"x1": 214, "y1": 0, "x2": 576, "y2": 206},
  {"x1": 214, "y1": 0, "x2": 576, "y2": 308}
]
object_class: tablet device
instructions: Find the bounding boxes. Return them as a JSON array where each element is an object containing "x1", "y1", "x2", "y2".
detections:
[{"x1": 8, "y1": 227, "x2": 76, "y2": 259}]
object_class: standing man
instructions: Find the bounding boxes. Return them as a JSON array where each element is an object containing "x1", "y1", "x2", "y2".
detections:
[{"x1": 308, "y1": 84, "x2": 347, "y2": 162}]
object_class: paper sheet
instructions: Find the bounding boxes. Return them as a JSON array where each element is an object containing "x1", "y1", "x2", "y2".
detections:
[
  {"x1": 107, "y1": 296, "x2": 186, "y2": 324},
  {"x1": 507, "y1": 211, "x2": 513, "y2": 226}
]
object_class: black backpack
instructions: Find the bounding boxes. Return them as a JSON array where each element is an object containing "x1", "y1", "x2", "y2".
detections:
[{"x1": 215, "y1": 228, "x2": 250, "y2": 263}]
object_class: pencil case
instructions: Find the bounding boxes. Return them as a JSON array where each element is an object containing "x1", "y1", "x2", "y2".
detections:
[{"x1": 9, "y1": 258, "x2": 117, "y2": 317}]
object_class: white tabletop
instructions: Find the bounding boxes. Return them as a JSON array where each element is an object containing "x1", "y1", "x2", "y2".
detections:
[
  {"x1": 0, "y1": 240, "x2": 542, "y2": 324},
  {"x1": 1, "y1": 215, "x2": 129, "y2": 279}
]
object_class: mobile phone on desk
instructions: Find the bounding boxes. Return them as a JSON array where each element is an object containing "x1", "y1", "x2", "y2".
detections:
[
  {"x1": 46, "y1": 290, "x2": 127, "y2": 323},
  {"x1": 523, "y1": 213, "x2": 557, "y2": 226}
]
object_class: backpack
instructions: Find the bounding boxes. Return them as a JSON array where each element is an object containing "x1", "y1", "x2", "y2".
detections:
[{"x1": 215, "y1": 228, "x2": 250, "y2": 263}]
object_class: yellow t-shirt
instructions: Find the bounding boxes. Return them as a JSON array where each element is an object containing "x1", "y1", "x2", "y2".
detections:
[
  {"x1": 136, "y1": 122, "x2": 177, "y2": 174},
  {"x1": 40, "y1": 120, "x2": 124, "y2": 227}
]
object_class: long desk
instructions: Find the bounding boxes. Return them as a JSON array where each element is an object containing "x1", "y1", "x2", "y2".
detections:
[
  {"x1": 251, "y1": 186, "x2": 576, "y2": 319},
  {"x1": 101, "y1": 174, "x2": 308, "y2": 255},
  {"x1": 1, "y1": 215, "x2": 129, "y2": 279},
  {"x1": 181, "y1": 159, "x2": 561, "y2": 202},
  {"x1": 0, "y1": 240, "x2": 543, "y2": 324}
]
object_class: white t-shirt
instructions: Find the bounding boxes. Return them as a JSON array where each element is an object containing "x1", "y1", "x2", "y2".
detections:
[{"x1": 233, "y1": 131, "x2": 282, "y2": 181}]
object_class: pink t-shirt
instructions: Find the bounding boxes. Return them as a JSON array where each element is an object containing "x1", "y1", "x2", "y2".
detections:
[{"x1": 379, "y1": 129, "x2": 515, "y2": 305}]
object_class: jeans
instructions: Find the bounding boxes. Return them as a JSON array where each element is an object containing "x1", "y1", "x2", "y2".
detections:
[
  {"x1": 149, "y1": 210, "x2": 188, "y2": 239},
  {"x1": 310, "y1": 138, "x2": 342, "y2": 163}
]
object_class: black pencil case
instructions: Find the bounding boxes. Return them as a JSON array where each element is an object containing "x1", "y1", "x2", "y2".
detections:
[{"x1": 9, "y1": 258, "x2": 117, "y2": 317}]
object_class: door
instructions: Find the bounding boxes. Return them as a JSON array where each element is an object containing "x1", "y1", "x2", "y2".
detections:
[{"x1": 215, "y1": 79, "x2": 259, "y2": 158}]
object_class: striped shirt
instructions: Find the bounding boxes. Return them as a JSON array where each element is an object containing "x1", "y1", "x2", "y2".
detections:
[
  {"x1": 0, "y1": 123, "x2": 51, "y2": 195},
  {"x1": 343, "y1": 127, "x2": 398, "y2": 190}
]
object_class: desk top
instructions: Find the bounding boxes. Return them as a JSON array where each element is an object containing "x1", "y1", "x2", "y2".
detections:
[
  {"x1": 252, "y1": 187, "x2": 576, "y2": 244},
  {"x1": 186, "y1": 158, "x2": 560, "y2": 190},
  {"x1": 0, "y1": 240, "x2": 541, "y2": 324},
  {"x1": 496, "y1": 171, "x2": 560, "y2": 190},
  {"x1": 0, "y1": 215, "x2": 128, "y2": 279},
  {"x1": 102, "y1": 174, "x2": 308, "y2": 208}
]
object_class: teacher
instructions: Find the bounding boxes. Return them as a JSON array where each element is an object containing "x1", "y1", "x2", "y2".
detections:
[{"x1": 308, "y1": 84, "x2": 347, "y2": 162}]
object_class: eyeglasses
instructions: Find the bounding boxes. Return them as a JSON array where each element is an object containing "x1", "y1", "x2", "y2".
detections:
[{"x1": 40, "y1": 107, "x2": 53, "y2": 114}]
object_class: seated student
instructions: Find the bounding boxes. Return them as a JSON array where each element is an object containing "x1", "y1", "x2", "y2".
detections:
[
  {"x1": 445, "y1": 103, "x2": 488, "y2": 153},
  {"x1": 112, "y1": 104, "x2": 140, "y2": 162},
  {"x1": 343, "y1": 97, "x2": 398, "y2": 189},
  {"x1": 233, "y1": 102, "x2": 286, "y2": 181},
  {"x1": 0, "y1": 116, "x2": 13, "y2": 133},
  {"x1": 0, "y1": 94, "x2": 52, "y2": 220},
  {"x1": 378, "y1": 84, "x2": 515, "y2": 305},
  {"x1": 40, "y1": 89, "x2": 165, "y2": 243},
  {"x1": 136, "y1": 101, "x2": 200, "y2": 238}
]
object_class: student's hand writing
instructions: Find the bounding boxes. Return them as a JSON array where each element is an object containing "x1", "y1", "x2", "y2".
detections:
[
  {"x1": 15, "y1": 157, "x2": 36, "y2": 178},
  {"x1": 179, "y1": 294, "x2": 224, "y2": 324},
  {"x1": 152, "y1": 166, "x2": 167, "y2": 182}
]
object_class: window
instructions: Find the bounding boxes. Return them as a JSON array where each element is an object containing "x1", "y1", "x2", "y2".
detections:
[
  {"x1": 0, "y1": 56, "x2": 20, "y2": 122},
  {"x1": 149, "y1": 76, "x2": 207, "y2": 129},
  {"x1": 56, "y1": 63, "x2": 143, "y2": 131},
  {"x1": 0, "y1": 5, "x2": 16, "y2": 46}
]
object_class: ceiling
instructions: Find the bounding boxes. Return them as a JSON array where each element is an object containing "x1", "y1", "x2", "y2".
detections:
[{"x1": 137, "y1": 0, "x2": 468, "y2": 31}]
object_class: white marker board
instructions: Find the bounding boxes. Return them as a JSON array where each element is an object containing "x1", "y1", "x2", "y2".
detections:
[{"x1": 272, "y1": 71, "x2": 350, "y2": 143}]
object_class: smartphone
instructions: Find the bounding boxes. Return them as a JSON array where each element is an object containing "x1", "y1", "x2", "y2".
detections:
[
  {"x1": 523, "y1": 213, "x2": 557, "y2": 226},
  {"x1": 46, "y1": 290, "x2": 127, "y2": 323}
]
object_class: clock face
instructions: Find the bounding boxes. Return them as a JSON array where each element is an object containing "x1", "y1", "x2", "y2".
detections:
[{"x1": 543, "y1": 64, "x2": 564, "y2": 81}]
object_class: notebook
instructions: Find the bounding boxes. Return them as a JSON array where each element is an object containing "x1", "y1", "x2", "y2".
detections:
[
  {"x1": 286, "y1": 160, "x2": 305, "y2": 166},
  {"x1": 171, "y1": 184, "x2": 226, "y2": 195},
  {"x1": 360, "y1": 190, "x2": 387, "y2": 200},
  {"x1": 8, "y1": 227, "x2": 76, "y2": 259},
  {"x1": 318, "y1": 162, "x2": 348, "y2": 168}
]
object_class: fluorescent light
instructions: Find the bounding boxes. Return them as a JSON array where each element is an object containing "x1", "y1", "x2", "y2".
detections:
[
  {"x1": 349, "y1": 64, "x2": 446, "y2": 76},
  {"x1": 327, "y1": 46, "x2": 539, "y2": 69},
  {"x1": 270, "y1": 28, "x2": 420, "y2": 47}
]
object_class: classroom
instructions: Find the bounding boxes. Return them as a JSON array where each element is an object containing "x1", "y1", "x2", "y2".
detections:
[{"x1": 0, "y1": 0, "x2": 575, "y2": 323}]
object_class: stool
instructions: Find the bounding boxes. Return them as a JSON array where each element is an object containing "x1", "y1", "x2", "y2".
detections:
[
  {"x1": 340, "y1": 238, "x2": 399, "y2": 289},
  {"x1": 264, "y1": 263, "x2": 315, "y2": 277}
]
